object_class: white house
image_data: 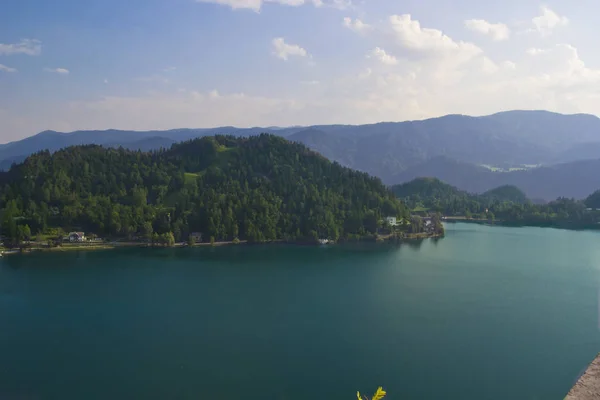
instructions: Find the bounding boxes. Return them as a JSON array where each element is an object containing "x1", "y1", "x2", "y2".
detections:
[
  {"x1": 385, "y1": 216, "x2": 398, "y2": 227},
  {"x1": 68, "y1": 232, "x2": 86, "y2": 243}
]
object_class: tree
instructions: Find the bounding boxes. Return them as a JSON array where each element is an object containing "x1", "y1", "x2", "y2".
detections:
[
  {"x1": 1, "y1": 200, "x2": 19, "y2": 246},
  {"x1": 382, "y1": 199, "x2": 397, "y2": 217},
  {"x1": 408, "y1": 216, "x2": 424, "y2": 234},
  {"x1": 16, "y1": 224, "x2": 31, "y2": 245},
  {"x1": 187, "y1": 234, "x2": 195, "y2": 247},
  {"x1": 431, "y1": 213, "x2": 445, "y2": 235},
  {"x1": 142, "y1": 222, "x2": 153, "y2": 242},
  {"x1": 163, "y1": 232, "x2": 175, "y2": 247},
  {"x1": 357, "y1": 387, "x2": 386, "y2": 400},
  {"x1": 132, "y1": 187, "x2": 147, "y2": 207},
  {"x1": 363, "y1": 211, "x2": 379, "y2": 234}
]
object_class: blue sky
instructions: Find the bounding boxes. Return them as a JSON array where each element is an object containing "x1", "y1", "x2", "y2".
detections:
[{"x1": 1, "y1": 0, "x2": 599, "y2": 142}]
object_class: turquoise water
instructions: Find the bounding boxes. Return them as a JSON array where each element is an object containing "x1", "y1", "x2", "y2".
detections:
[{"x1": 2, "y1": 223, "x2": 600, "y2": 399}]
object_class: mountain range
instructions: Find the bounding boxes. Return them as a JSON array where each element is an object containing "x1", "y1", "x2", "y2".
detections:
[
  {"x1": 390, "y1": 156, "x2": 600, "y2": 201},
  {"x1": 2, "y1": 110, "x2": 600, "y2": 200}
]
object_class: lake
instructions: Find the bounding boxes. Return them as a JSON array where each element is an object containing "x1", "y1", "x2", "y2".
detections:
[{"x1": 2, "y1": 223, "x2": 600, "y2": 399}]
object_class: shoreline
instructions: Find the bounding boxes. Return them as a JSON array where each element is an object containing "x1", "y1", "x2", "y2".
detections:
[
  {"x1": 443, "y1": 216, "x2": 600, "y2": 231},
  {"x1": 0, "y1": 233, "x2": 444, "y2": 258}
]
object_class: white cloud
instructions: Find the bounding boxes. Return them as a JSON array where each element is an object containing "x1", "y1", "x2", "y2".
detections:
[
  {"x1": 522, "y1": 44, "x2": 599, "y2": 85},
  {"x1": 502, "y1": 61, "x2": 516, "y2": 70},
  {"x1": 480, "y1": 57, "x2": 499, "y2": 74},
  {"x1": 464, "y1": 19, "x2": 510, "y2": 41},
  {"x1": 527, "y1": 48, "x2": 548, "y2": 56},
  {"x1": 390, "y1": 14, "x2": 481, "y2": 58},
  {"x1": 0, "y1": 64, "x2": 17, "y2": 73},
  {"x1": 358, "y1": 68, "x2": 372, "y2": 79},
  {"x1": 272, "y1": 38, "x2": 309, "y2": 61},
  {"x1": 301, "y1": 80, "x2": 320, "y2": 85},
  {"x1": 531, "y1": 6, "x2": 568, "y2": 35},
  {"x1": 343, "y1": 17, "x2": 371, "y2": 34},
  {"x1": 387, "y1": 14, "x2": 484, "y2": 85},
  {"x1": 44, "y1": 68, "x2": 70, "y2": 75},
  {"x1": 367, "y1": 47, "x2": 398, "y2": 65},
  {"x1": 194, "y1": 0, "x2": 350, "y2": 12},
  {"x1": 0, "y1": 39, "x2": 41, "y2": 56}
]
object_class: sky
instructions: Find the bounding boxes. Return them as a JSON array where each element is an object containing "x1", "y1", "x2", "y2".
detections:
[{"x1": 1, "y1": 0, "x2": 599, "y2": 143}]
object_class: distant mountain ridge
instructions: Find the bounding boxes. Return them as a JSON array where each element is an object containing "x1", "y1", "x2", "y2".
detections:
[
  {"x1": 3, "y1": 110, "x2": 600, "y2": 199},
  {"x1": 393, "y1": 156, "x2": 600, "y2": 201},
  {"x1": 4, "y1": 110, "x2": 600, "y2": 173}
]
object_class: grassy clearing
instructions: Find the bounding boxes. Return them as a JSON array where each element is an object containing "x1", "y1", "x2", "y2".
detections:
[
  {"x1": 183, "y1": 147, "x2": 237, "y2": 184},
  {"x1": 184, "y1": 172, "x2": 200, "y2": 183}
]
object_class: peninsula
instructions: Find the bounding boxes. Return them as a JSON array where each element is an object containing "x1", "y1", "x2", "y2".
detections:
[
  {"x1": 0, "y1": 135, "x2": 440, "y2": 252},
  {"x1": 393, "y1": 178, "x2": 600, "y2": 230}
]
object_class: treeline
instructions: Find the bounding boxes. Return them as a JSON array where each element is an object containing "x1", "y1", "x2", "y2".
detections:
[
  {"x1": 0, "y1": 134, "x2": 411, "y2": 246},
  {"x1": 393, "y1": 178, "x2": 600, "y2": 229}
]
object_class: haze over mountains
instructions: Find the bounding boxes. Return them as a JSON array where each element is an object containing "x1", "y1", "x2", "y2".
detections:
[
  {"x1": 2, "y1": 110, "x2": 600, "y2": 200},
  {"x1": 392, "y1": 157, "x2": 600, "y2": 202}
]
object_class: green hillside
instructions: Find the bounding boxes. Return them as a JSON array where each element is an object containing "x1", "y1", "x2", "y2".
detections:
[
  {"x1": 585, "y1": 190, "x2": 600, "y2": 209},
  {"x1": 393, "y1": 177, "x2": 600, "y2": 229},
  {"x1": 0, "y1": 134, "x2": 409, "y2": 245},
  {"x1": 482, "y1": 185, "x2": 528, "y2": 203},
  {"x1": 392, "y1": 177, "x2": 469, "y2": 200}
]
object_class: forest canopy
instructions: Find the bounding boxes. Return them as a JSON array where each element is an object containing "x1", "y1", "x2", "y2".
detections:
[
  {"x1": 0, "y1": 134, "x2": 409, "y2": 244},
  {"x1": 393, "y1": 177, "x2": 600, "y2": 229}
]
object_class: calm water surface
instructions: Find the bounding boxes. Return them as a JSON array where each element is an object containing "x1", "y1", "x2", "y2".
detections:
[{"x1": 2, "y1": 223, "x2": 600, "y2": 399}]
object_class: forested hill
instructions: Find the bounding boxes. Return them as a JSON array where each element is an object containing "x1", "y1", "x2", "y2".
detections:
[
  {"x1": 481, "y1": 185, "x2": 528, "y2": 204},
  {"x1": 0, "y1": 134, "x2": 408, "y2": 244},
  {"x1": 393, "y1": 177, "x2": 600, "y2": 229},
  {"x1": 389, "y1": 156, "x2": 600, "y2": 201},
  {"x1": 392, "y1": 177, "x2": 470, "y2": 200},
  {"x1": 392, "y1": 178, "x2": 530, "y2": 211}
]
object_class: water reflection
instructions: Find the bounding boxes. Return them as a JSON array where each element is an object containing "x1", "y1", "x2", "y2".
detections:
[
  {"x1": 0, "y1": 237, "x2": 447, "y2": 270},
  {"x1": 405, "y1": 240, "x2": 425, "y2": 250}
]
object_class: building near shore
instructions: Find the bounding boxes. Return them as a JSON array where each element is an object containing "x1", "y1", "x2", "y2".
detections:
[
  {"x1": 67, "y1": 232, "x2": 86, "y2": 243},
  {"x1": 385, "y1": 217, "x2": 398, "y2": 227}
]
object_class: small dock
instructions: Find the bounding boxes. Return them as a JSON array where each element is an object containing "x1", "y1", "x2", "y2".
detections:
[{"x1": 565, "y1": 353, "x2": 600, "y2": 399}]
